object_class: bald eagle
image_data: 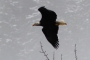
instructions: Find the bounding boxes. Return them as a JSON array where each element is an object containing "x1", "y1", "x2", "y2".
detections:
[{"x1": 33, "y1": 6, "x2": 67, "y2": 49}]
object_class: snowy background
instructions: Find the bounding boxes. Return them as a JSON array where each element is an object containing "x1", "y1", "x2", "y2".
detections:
[{"x1": 0, "y1": 0, "x2": 90, "y2": 60}]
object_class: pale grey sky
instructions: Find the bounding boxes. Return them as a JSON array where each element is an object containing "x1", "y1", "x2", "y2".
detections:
[{"x1": 0, "y1": 0, "x2": 90, "y2": 60}]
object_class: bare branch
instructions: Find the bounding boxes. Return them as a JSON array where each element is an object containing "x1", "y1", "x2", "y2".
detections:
[
  {"x1": 74, "y1": 44, "x2": 77, "y2": 60},
  {"x1": 61, "y1": 54, "x2": 62, "y2": 60},
  {"x1": 40, "y1": 42, "x2": 49, "y2": 60},
  {"x1": 53, "y1": 52, "x2": 55, "y2": 60}
]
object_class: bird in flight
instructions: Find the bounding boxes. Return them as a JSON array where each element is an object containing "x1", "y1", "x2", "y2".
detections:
[{"x1": 33, "y1": 6, "x2": 67, "y2": 49}]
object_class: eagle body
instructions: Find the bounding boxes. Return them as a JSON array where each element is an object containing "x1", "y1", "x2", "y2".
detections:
[
  {"x1": 33, "y1": 6, "x2": 67, "y2": 49},
  {"x1": 38, "y1": 7, "x2": 59, "y2": 49}
]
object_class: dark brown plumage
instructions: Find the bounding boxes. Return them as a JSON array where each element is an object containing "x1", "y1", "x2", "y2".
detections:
[{"x1": 38, "y1": 6, "x2": 59, "y2": 49}]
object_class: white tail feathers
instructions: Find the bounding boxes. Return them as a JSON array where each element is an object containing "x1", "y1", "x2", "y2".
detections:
[
  {"x1": 56, "y1": 20, "x2": 67, "y2": 25},
  {"x1": 58, "y1": 20, "x2": 65, "y2": 23}
]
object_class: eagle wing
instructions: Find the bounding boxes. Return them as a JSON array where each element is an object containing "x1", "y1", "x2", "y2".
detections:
[
  {"x1": 38, "y1": 6, "x2": 57, "y2": 26},
  {"x1": 42, "y1": 26, "x2": 59, "y2": 49}
]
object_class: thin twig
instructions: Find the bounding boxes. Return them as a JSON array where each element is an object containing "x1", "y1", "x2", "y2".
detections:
[
  {"x1": 40, "y1": 42, "x2": 49, "y2": 60},
  {"x1": 61, "y1": 54, "x2": 62, "y2": 60},
  {"x1": 53, "y1": 52, "x2": 55, "y2": 60},
  {"x1": 74, "y1": 44, "x2": 77, "y2": 60}
]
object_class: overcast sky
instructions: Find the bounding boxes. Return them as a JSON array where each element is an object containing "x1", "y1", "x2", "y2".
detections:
[{"x1": 0, "y1": 0, "x2": 90, "y2": 60}]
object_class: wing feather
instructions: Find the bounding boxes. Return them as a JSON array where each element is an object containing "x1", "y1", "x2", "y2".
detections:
[
  {"x1": 38, "y1": 6, "x2": 57, "y2": 26},
  {"x1": 42, "y1": 26, "x2": 59, "y2": 49}
]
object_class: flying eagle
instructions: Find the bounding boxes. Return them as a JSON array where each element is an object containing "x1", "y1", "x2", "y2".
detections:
[{"x1": 33, "y1": 6, "x2": 67, "y2": 49}]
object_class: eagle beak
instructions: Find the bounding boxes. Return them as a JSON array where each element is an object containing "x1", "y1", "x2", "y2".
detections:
[
  {"x1": 32, "y1": 22, "x2": 40, "y2": 26},
  {"x1": 32, "y1": 24, "x2": 35, "y2": 26}
]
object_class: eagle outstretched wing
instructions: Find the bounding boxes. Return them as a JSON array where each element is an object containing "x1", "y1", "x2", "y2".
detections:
[
  {"x1": 42, "y1": 26, "x2": 59, "y2": 49},
  {"x1": 38, "y1": 6, "x2": 57, "y2": 26}
]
